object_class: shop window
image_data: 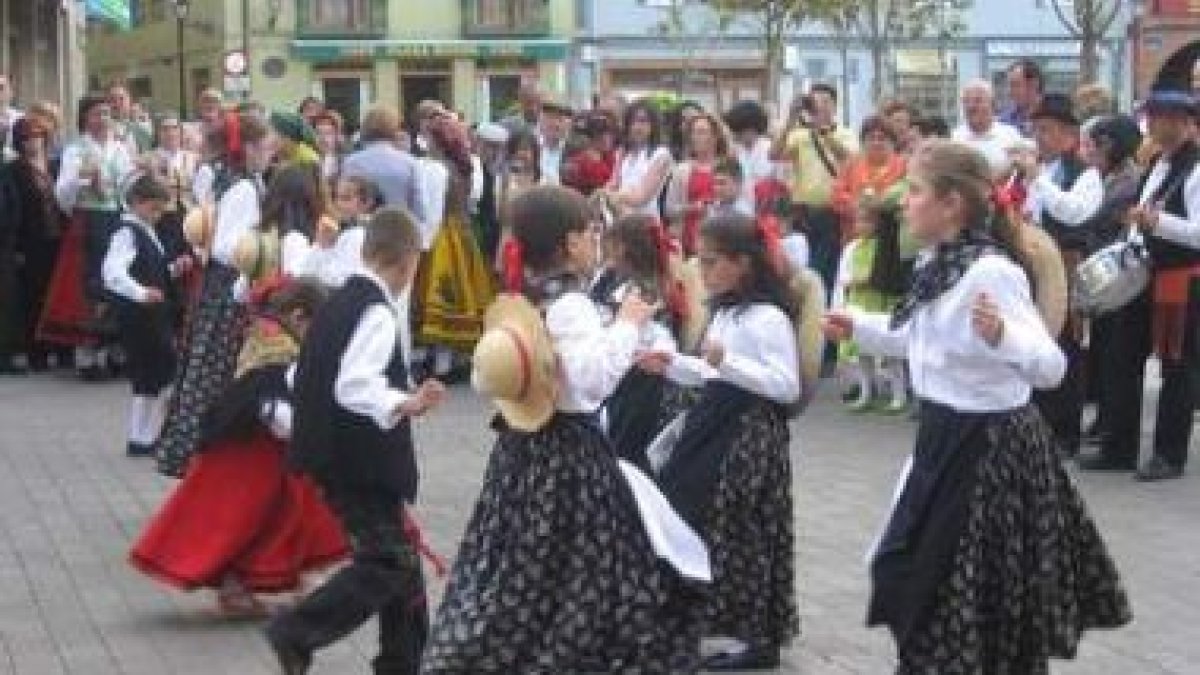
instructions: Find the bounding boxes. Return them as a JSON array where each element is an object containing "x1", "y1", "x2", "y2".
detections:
[
  {"x1": 299, "y1": 0, "x2": 385, "y2": 36},
  {"x1": 463, "y1": 0, "x2": 550, "y2": 36}
]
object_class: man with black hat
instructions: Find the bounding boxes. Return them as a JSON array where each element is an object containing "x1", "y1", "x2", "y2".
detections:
[
  {"x1": 1100, "y1": 88, "x2": 1200, "y2": 481},
  {"x1": 538, "y1": 96, "x2": 573, "y2": 186},
  {"x1": 1013, "y1": 92, "x2": 1104, "y2": 459}
]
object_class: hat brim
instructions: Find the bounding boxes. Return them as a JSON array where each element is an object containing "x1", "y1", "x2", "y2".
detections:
[
  {"x1": 480, "y1": 293, "x2": 560, "y2": 432},
  {"x1": 1030, "y1": 111, "x2": 1079, "y2": 127}
]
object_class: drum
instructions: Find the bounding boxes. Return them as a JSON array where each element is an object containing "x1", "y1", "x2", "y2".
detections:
[{"x1": 1073, "y1": 237, "x2": 1150, "y2": 316}]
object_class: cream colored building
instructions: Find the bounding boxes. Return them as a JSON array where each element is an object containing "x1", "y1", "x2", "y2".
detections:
[
  {"x1": 88, "y1": 0, "x2": 578, "y2": 129},
  {"x1": 0, "y1": 0, "x2": 87, "y2": 120}
]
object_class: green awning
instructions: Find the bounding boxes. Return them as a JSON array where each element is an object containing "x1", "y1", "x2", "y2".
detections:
[{"x1": 291, "y1": 39, "x2": 569, "y2": 62}]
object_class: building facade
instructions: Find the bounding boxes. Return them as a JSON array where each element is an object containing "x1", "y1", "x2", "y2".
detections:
[
  {"x1": 0, "y1": 0, "x2": 88, "y2": 120},
  {"x1": 582, "y1": 0, "x2": 1130, "y2": 126},
  {"x1": 1130, "y1": 0, "x2": 1200, "y2": 99},
  {"x1": 87, "y1": 0, "x2": 578, "y2": 129}
]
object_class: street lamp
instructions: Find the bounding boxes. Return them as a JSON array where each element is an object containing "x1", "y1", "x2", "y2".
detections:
[{"x1": 174, "y1": 0, "x2": 190, "y2": 119}]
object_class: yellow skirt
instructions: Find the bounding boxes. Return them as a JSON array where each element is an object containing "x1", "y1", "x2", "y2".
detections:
[{"x1": 416, "y1": 215, "x2": 496, "y2": 352}]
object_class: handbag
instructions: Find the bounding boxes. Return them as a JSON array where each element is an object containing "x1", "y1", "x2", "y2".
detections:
[{"x1": 1074, "y1": 228, "x2": 1150, "y2": 317}]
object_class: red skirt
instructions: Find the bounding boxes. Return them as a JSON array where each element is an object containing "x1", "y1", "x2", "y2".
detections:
[
  {"x1": 129, "y1": 429, "x2": 349, "y2": 593},
  {"x1": 36, "y1": 213, "x2": 95, "y2": 347}
]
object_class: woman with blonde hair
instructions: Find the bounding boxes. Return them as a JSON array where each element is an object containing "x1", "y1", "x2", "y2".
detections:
[
  {"x1": 665, "y1": 111, "x2": 735, "y2": 255},
  {"x1": 824, "y1": 139, "x2": 1129, "y2": 673}
]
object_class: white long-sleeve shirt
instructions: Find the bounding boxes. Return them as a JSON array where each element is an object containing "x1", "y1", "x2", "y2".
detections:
[
  {"x1": 1028, "y1": 162, "x2": 1103, "y2": 227},
  {"x1": 55, "y1": 135, "x2": 135, "y2": 212},
  {"x1": 546, "y1": 292, "x2": 640, "y2": 413},
  {"x1": 300, "y1": 224, "x2": 366, "y2": 288},
  {"x1": 102, "y1": 215, "x2": 165, "y2": 304},
  {"x1": 211, "y1": 178, "x2": 262, "y2": 268},
  {"x1": 417, "y1": 158, "x2": 448, "y2": 250},
  {"x1": 850, "y1": 254, "x2": 1065, "y2": 412},
  {"x1": 1140, "y1": 151, "x2": 1200, "y2": 250},
  {"x1": 665, "y1": 303, "x2": 800, "y2": 405},
  {"x1": 334, "y1": 272, "x2": 412, "y2": 430}
]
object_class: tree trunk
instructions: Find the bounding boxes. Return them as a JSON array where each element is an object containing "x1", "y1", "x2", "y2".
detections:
[
  {"x1": 1079, "y1": 33, "x2": 1100, "y2": 86},
  {"x1": 763, "y1": 39, "x2": 782, "y2": 115}
]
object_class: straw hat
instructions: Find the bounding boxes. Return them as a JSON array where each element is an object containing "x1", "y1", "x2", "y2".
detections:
[
  {"x1": 182, "y1": 202, "x2": 215, "y2": 250},
  {"x1": 1019, "y1": 225, "x2": 1068, "y2": 336},
  {"x1": 789, "y1": 267, "x2": 827, "y2": 415},
  {"x1": 472, "y1": 293, "x2": 559, "y2": 432},
  {"x1": 232, "y1": 228, "x2": 281, "y2": 281}
]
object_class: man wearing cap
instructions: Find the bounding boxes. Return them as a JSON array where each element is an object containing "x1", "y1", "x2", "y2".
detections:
[
  {"x1": 195, "y1": 88, "x2": 224, "y2": 136},
  {"x1": 1097, "y1": 89, "x2": 1200, "y2": 481},
  {"x1": 538, "y1": 96, "x2": 572, "y2": 186},
  {"x1": 1012, "y1": 92, "x2": 1104, "y2": 460}
]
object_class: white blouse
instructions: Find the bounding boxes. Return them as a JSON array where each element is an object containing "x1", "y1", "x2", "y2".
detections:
[
  {"x1": 665, "y1": 303, "x2": 800, "y2": 405},
  {"x1": 418, "y1": 158, "x2": 448, "y2": 250},
  {"x1": 734, "y1": 136, "x2": 775, "y2": 212},
  {"x1": 546, "y1": 292, "x2": 640, "y2": 413},
  {"x1": 102, "y1": 215, "x2": 166, "y2": 304},
  {"x1": 212, "y1": 178, "x2": 262, "y2": 268},
  {"x1": 850, "y1": 254, "x2": 1065, "y2": 412},
  {"x1": 615, "y1": 146, "x2": 672, "y2": 216},
  {"x1": 302, "y1": 224, "x2": 366, "y2": 288}
]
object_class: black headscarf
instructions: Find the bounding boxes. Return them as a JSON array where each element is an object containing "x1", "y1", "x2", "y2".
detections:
[{"x1": 890, "y1": 225, "x2": 1001, "y2": 329}]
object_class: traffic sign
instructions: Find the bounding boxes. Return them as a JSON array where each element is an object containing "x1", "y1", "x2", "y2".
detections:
[
  {"x1": 223, "y1": 50, "x2": 248, "y2": 76},
  {"x1": 224, "y1": 75, "x2": 250, "y2": 93}
]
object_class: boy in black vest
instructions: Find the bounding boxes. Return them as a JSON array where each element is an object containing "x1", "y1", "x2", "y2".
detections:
[
  {"x1": 102, "y1": 175, "x2": 193, "y2": 457},
  {"x1": 266, "y1": 207, "x2": 446, "y2": 675}
]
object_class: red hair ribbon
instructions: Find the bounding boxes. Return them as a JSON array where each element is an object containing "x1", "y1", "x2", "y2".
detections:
[
  {"x1": 502, "y1": 239, "x2": 524, "y2": 293},
  {"x1": 992, "y1": 176, "x2": 1027, "y2": 213},
  {"x1": 247, "y1": 272, "x2": 292, "y2": 311},
  {"x1": 225, "y1": 111, "x2": 243, "y2": 167},
  {"x1": 756, "y1": 214, "x2": 789, "y2": 277},
  {"x1": 649, "y1": 223, "x2": 688, "y2": 322}
]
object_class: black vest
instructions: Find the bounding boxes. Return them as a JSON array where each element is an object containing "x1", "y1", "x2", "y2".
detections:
[
  {"x1": 1141, "y1": 141, "x2": 1200, "y2": 270},
  {"x1": 111, "y1": 220, "x2": 174, "y2": 314},
  {"x1": 1040, "y1": 154, "x2": 1098, "y2": 252},
  {"x1": 289, "y1": 275, "x2": 418, "y2": 500}
]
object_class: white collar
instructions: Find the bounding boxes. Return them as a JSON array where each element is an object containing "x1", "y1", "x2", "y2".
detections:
[{"x1": 359, "y1": 269, "x2": 402, "y2": 310}]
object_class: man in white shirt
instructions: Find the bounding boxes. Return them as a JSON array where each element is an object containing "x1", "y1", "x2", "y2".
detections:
[
  {"x1": 0, "y1": 73, "x2": 22, "y2": 159},
  {"x1": 1012, "y1": 92, "x2": 1103, "y2": 460},
  {"x1": 1100, "y1": 89, "x2": 1200, "y2": 481},
  {"x1": 952, "y1": 80, "x2": 1024, "y2": 178}
]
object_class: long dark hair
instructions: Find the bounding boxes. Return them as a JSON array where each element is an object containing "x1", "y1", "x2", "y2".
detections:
[
  {"x1": 620, "y1": 99, "x2": 663, "y2": 155},
  {"x1": 865, "y1": 207, "x2": 911, "y2": 295},
  {"x1": 510, "y1": 185, "x2": 590, "y2": 275},
  {"x1": 260, "y1": 163, "x2": 326, "y2": 240},
  {"x1": 606, "y1": 214, "x2": 664, "y2": 284},
  {"x1": 702, "y1": 214, "x2": 797, "y2": 319}
]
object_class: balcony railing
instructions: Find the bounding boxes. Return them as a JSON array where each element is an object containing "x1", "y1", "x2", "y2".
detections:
[
  {"x1": 296, "y1": 0, "x2": 387, "y2": 39},
  {"x1": 461, "y1": 0, "x2": 551, "y2": 38}
]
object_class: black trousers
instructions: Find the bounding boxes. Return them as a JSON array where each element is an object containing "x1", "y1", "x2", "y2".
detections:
[
  {"x1": 267, "y1": 484, "x2": 427, "y2": 675},
  {"x1": 1087, "y1": 312, "x2": 1117, "y2": 428},
  {"x1": 1102, "y1": 288, "x2": 1199, "y2": 469},
  {"x1": 797, "y1": 204, "x2": 842, "y2": 366},
  {"x1": 1034, "y1": 330, "x2": 1084, "y2": 455},
  {"x1": 113, "y1": 304, "x2": 177, "y2": 396}
]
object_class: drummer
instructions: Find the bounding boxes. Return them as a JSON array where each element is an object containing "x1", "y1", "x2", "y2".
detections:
[
  {"x1": 1075, "y1": 114, "x2": 1145, "y2": 470},
  {"x1": 1100, "y1": 89, "x2": 1200, "y2": 481},
  {"x1": 1012, "y1": 93, "x2": 1103, "y2": 459}
]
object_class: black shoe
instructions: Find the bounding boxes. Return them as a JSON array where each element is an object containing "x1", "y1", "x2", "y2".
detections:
[
  {"x1": 703, "y1": 646, "x2": 781, "y2": 671},
  {"x1": 79, "y1": 365, "x2": 106, "y2": 382},
  {"x1": 126, "y1": 442, "x2": 155, "y2": 458},
  {"x1": 840, "y1": 385, "x2": 862, "y2": 403},
  {"x1": 264, "y1": 625, "x2": 312, "y2": 675},
  {"x1": 1135, "y1": 456, "x2": 1184, "y2": 482},
  {"x1": 1077, "y1": 454, "x2": 1136, "y2": 472}
]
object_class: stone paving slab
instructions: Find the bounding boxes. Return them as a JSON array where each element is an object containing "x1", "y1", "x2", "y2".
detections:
[{"x1": 0, "y1": 372, "x2": 1197, "y2": 674}]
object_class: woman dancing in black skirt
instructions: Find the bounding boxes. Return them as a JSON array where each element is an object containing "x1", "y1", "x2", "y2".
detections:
[
  {"x1": 423, "y1": 185, "x2": 707, "y2": 673},
  {"x1": 824, "y1": 139, "x2": 1130, "y2": 673}
]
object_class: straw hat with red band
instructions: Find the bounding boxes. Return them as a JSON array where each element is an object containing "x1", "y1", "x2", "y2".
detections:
[{"x1": 472, "y1": 293, "x2": 559, "y2": 432}]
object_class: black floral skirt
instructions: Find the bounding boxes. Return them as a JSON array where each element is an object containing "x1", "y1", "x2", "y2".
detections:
[
  {"x1": 699, "y1": 402, "x2": 799, "y2": 650},
  {"x1": 154, "y1": 263, "x2": 247, "y2": 478},
  {"x1": 422, "y1": 414, "x2": 704, "y2": 674},
  {"x1": 869, "y1": 401, "x2": 1131, "y2": 674}
]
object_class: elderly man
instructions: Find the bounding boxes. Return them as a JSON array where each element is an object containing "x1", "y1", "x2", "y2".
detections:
[
  {"x1": 952, "y1": 79, "x2": 1024, "y2": 177},
  {"x1": 1001, "y1": 58, "x2": 1045, "y2": 137},
  {"x1": 502, "y1": 78, "x2": 543, "y2": 135}
]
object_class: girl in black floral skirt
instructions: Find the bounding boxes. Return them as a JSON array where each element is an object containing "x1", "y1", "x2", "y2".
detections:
[
  {"x1": 824, "y1": 139, "x2": 1130, "y2": 674},
  {"x1": 154, "y1": 113, "x2": 274, "y2": 476},
  {"x1": 591, "y1": 213, "x2": 693, "y2": 472},
  {"x1": 641, "y1": 212, "x2": 802, "y2": 671},
  {"x1": 423, "y1": 185, "x2": 708, "y2": 674}
]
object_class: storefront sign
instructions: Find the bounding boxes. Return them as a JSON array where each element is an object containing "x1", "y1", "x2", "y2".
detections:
[{"x1": 292, "y1": 39, "x2": 570, "y2": 62}]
